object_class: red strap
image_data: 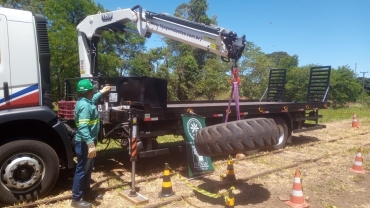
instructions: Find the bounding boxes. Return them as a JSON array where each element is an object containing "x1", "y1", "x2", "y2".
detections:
[{"x1": 230, "y1": 66, "x2": 241, "y2": 84}]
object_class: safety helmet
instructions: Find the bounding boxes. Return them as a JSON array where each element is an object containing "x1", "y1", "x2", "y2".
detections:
[{"x1": 77, "y1": 79, "x2": 94, "y2": 92}]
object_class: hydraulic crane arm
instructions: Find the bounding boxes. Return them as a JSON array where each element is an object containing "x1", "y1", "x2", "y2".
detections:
[{"x1": 77, "y1": 5, "x2": 246, "y2": 78}]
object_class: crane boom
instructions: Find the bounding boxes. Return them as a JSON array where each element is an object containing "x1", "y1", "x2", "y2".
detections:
[{"x1": 77, "y1": 5, "x2": 246, "y2": 78}]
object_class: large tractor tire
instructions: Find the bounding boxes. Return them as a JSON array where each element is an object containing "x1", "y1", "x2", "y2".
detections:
[
  {"x1": 0, "y1": 140, "x2": 59, "y2": 204},
  {"x1": 194, "y1": 118, "x2": 279, "y2": 157}
]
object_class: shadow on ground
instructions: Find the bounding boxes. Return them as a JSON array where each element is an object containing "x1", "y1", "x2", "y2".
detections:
[
  {"x1": 194, "y1": 180, "x2": 270, "y2": 206},
  {"x1": 289, "y1": 135, "x2": 320, "y2": 147},
  {"x1": 46, "y1": 142, "x2": 190, "y2": 199}
]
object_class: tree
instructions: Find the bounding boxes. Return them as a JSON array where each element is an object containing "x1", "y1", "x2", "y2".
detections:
[
  {"x1": 197, "y1": 58, "x2": 229, "y2": 100},
  {"x1": 329, "y1": 65, "x2": 361, "y2": 108},
  {"x1": 0, "y1": 0, "x2": 44, "y2": 13},
  {"x1": 285, "y1": 66, "x2": 311, "y2": 102},
  {"x1": 356, "y1": 77, "x2": 370, "y2": 96},
  {"x1": 163, "y1": 0, "x2": 222, "y2": 100},
  {"x1": 238, "y1": 41, "x2": 273, "y2": 100},
  {"x1": 266, "y1": 51, "x2": 299, "y2": 69}
]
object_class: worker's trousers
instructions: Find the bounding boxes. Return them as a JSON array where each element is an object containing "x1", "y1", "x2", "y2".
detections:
[{"x1": 72, "y1": 140, "x2": 95, "y2": 201}]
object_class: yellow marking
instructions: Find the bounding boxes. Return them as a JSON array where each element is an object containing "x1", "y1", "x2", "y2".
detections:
[
  {"x1": 162, "y1": 182, "x2": 172, "y2": 188},
  {"x1": 225, "y1": 197, "x2": 235, "y2": 206},
  {"x1": 210, "y1": 43, "x2": 220, "y2": 50},
  {"x1": 226, "y1": 170, "x2": 235, "y2": 175},
  {"x1": 163, "y1": 170, "x2": 170, "y2": 175}
]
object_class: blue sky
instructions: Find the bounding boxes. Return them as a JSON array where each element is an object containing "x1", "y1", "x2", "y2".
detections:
[{"x1": 95, "y1": 0, "x2": 370, "y2": 77}]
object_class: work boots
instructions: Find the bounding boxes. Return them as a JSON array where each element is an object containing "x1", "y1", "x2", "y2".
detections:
[
  {"x1": 83, "y1": 191, "x2": 103, "y2": 201},
  {"x1": 71, "y1": 198, "x2": 92, "y2": 208}
]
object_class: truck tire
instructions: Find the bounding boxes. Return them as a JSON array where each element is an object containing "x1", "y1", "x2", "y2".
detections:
[
  {"x1": 194, "y1": 118, "x2": 279, "y2": 157},
  {"x1": 269, "y1": 117, "x2": 288, "y2": 150},
  {"x1": 0, "y1": 140, "x2": 59, "y2": 204}
]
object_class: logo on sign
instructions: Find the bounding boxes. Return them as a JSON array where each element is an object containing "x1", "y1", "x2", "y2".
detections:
[
  {"x1": 102, "y1": 12, "x2": 113, "y2": 22},
  {"x1": 192, "y1": 146, "x2": 209, "y2": 169},
  {"x1": 187, "y1": 118, "x2": 202, "y2": 141}
]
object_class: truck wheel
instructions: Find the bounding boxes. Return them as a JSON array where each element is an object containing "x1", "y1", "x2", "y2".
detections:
[
  {"x1": 0, "y1": 140, "x2": 59, "y2": 204},
  {"x1": 269, "y1": 118, "x2": 288, "y2": 150},
  {"x1": 194, "y1": 118, "x2": 279, "y2": 156}
]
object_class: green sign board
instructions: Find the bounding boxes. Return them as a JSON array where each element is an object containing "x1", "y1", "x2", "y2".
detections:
[{"x1": 181, "y1": 114, "x2": 214, "y2": 178}]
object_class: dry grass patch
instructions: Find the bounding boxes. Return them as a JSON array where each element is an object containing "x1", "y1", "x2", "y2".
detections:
[{"x1": 352, "y1": 175, "x2": 365, "y2": 183}]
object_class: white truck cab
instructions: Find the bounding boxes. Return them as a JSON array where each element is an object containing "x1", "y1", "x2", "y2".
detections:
[
  {"x1": 0, "y1": 8, "x2": 73, "y2": 205},
  {"x1": 0, "y1": 8, "x2": 52, "y2": 110}
]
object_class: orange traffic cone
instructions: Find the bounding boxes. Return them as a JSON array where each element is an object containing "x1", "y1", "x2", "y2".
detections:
[
  {"x1": 352, "y1": 113, "x2": 359, "y2": 128},
  {"x1": 285, "y1": 169, "x2": 309, "y2": 208},
  {"x1": 350, "y1": 148, "x2": 365, "y2": 174}
]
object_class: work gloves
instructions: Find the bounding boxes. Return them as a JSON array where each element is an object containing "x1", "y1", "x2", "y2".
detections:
[
  {"x1": 87, "y1": 142, "x2": 97, "y2": 158},
  {"x1": 100, "y1": 86, "x2": 111, "y2": 94}
]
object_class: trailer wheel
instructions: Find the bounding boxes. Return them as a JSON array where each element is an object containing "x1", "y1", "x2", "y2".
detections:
[
  {"x1": 269, "y1": 118, "x2": 288, "y2": 150},
  {"x1": 0, "y1": 140, "x2": 59, "y2": 204},
  {"x1": 194, "y1": 118, "x2": 279, "y2": 156}
]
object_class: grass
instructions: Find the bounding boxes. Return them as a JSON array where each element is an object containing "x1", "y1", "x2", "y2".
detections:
[
  {"x1": 318, "y1": 104, "x2": 370, "y2": 123},
  {"x1": 322, "y1": 203, "x2": 339, "y2": 208},
  {"x1": 157, "y1": 135, "x2": 184, "y2": 143},
  {"x1": 352, "y1": 175, "x2": 365, "y2": 183}
]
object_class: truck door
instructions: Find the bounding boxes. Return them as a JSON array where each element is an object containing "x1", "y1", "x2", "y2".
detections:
[
  {"x1": 7, "y1": 15, "x2": 40, "y2": 108},
  {"x1": 0, "y1": 14, "x2": 11, "y2": 110}
]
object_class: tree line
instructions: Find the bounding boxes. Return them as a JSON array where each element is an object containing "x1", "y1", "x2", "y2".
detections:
[{"x1": 0, "y1": 0, "x2": 364, "y2": 108}]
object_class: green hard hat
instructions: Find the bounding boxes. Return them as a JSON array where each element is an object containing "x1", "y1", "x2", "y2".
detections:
[{"x1": 77, "y1": 79, "x2": 94, "y2": 92}]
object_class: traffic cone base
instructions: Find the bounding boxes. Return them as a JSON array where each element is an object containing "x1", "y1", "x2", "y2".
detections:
[
  {"x1": 285, "y1": 170, "x2": 309, "y2": 208},
  {"x1": 350, "y1": 149, "x2": 365, "y2": 174},
  {"x1": 350, "y1": 167, "x2": 365, "y2": 174},
  {"x1": 285, "y1": 200, "x2": 309, "y2": 208}
]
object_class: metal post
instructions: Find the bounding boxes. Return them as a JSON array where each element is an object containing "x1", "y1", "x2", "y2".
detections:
[
  {"x1": 119, "y1": 109, "x2": 148, "y2": 205},
  {"x1": 360, "y1": 71, "x2": 368, "y2": 104},
  {"x1": 129, "y1": 108, "x2": 138, "y2": 197},
  {"x1": 322, "y1": 86, "x2": 330, "y2": 102},
  {"x1": 130, "y1": 161, "x2": 137, "y2": 196},
  {"x1": 260, "y1": 87, "x2": 268, "y2": 101}
]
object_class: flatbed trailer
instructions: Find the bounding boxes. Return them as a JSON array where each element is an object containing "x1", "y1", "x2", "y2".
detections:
[{"x1": 61, "y1": 66, "x2": 331, "y2": 157}]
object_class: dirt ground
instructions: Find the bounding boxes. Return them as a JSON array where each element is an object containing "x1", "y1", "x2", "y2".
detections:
[{"x1": 6, "y1": 118, "x2": 370, "y2": 208}]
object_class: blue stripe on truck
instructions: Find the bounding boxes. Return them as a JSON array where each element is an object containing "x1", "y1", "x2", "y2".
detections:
[{"x1": 0, "y1": 84, "x2": 39, "y2": 105}]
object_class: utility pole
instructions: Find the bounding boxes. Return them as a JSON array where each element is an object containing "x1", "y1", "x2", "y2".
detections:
[
  {"x1": 360, "y1": 71, "x2": 368, "y2": 104},
  {"x1": 355, "y1": 63, "x2": 357, "y2": 76}
]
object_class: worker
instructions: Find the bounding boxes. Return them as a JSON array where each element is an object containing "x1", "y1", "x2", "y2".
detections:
[{"x1": 71, "y1": 79, "x2": 111, "y2": 208}]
